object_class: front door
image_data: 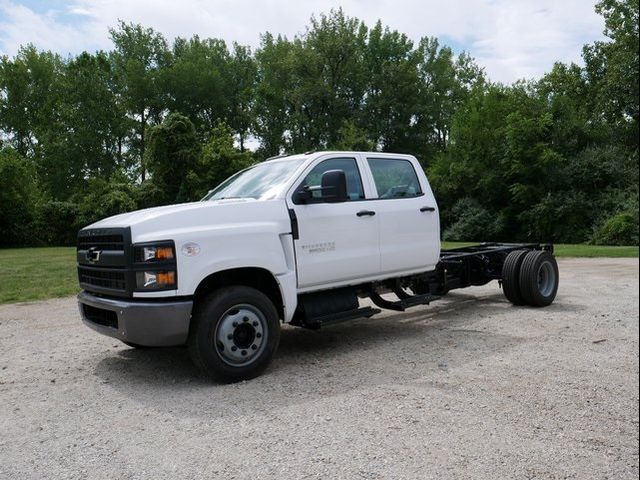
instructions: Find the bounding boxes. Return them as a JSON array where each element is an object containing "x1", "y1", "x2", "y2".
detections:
[{"x1": 288, "y1": 156, "x2": 380, "y2": 289}]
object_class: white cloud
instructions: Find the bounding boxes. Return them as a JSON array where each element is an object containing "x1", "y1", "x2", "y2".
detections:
[
  {"x1": 0, "y1": 0, "x2": 605, "y2": 82},
  {"x1": 0, "y1": 1, "x2": 101, "y2": 57}
]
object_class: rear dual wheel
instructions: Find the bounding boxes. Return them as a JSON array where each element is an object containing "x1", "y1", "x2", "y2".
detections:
[
  {"x1": 502, "y1": 250, "x2": 559, "y2": 307},
  {"x1": 501, "y1": 250, "x2": 529, "y2": 305}
]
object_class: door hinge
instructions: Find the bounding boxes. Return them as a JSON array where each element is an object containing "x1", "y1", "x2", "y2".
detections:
[{"x1": 288, "y1": 209, "x2": 299, "y2": 240}]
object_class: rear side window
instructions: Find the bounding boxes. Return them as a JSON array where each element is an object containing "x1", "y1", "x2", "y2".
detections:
[
  {"x1": 300, "y1": 157, "x2": 365, "y2": 201},
  {"x1": 367, "y1": 158, "x2": 423, "y2": 199}
]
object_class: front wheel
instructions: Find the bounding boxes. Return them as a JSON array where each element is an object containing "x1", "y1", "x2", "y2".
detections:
[{"x1": 188, "y1": 286, "x2": 280, "y2": 382}]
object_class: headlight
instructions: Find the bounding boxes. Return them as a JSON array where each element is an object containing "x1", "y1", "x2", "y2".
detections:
[
  {"x1": 132, "y1": 241, "x2": 178, "y2": 291},
  {"x1": 134, "y1": 241, "x2": 175, "y2": 263},
  {"x1": 136, "y1": 270, "x2": 176, "y2": 290}
]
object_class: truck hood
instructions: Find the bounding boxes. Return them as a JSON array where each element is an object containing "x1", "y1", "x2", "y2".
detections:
[
  {"x1": 83, "y1": 198, "x2": 288, "y2": 241},
  {"x1": 86, "y1": 200, "x2": 253, "y2": 229}
]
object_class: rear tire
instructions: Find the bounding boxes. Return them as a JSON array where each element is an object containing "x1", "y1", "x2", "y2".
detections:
[
  {"x1": 518, "y1": 250, "x2": 559, "y2": 307},
  {"x1": 501, "y1": 250, "x2": 529, "y2": 305},
  {"x1": 188, "y1": 286, "x2": 280, "y2": 382}
]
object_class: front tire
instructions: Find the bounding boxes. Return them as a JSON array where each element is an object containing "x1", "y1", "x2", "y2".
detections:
[{"x1": 188, "y1": 286, "x2": 280, "y2": 382}]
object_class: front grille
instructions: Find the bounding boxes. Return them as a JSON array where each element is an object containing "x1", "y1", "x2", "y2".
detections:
[
  {"x1": 77, "y1": 227, "x2": 177, "y2": 298},
  {"x1": 78, "y1": 267, "x2": 126, "y2": 291},
  {"x1": 77, "y1": 227, "x2": 131, "y2": 297},
  {"x1": 77, "y1": 233, "x2": 124, "y2": 251},
  {"x1": 82, "y1": 304, "x2": 118, "y2": 329}
]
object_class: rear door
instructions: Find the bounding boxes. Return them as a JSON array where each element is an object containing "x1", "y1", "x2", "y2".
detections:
[
  {"x1": 363, "y1": 156, "x2": 440, "y2": 275},
  {"x1": 287, "y1": 155, "x2": 380, "y2": 289}
]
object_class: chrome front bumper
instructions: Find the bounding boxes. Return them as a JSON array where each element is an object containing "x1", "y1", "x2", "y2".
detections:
[{"x1": 78, "y1": 291, "x2": 193, "y2": 346}]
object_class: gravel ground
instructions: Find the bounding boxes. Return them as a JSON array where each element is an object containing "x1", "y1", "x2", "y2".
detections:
[{"x1": 0, "y1": 258, "x2": 638, "y2": 479}]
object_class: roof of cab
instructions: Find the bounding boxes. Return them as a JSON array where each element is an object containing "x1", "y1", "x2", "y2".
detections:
[{"x1": 263, "y1": 151, "x2": 414, "y2": 163}]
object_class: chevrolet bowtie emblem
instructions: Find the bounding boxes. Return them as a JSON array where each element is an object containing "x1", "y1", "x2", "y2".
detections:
[{"x1": 86, "y1": 247, "x2": 101, "y2": 263}]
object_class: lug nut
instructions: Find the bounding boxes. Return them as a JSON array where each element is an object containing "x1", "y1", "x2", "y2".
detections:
[
  {"x1": 227, "y1": 334, "x2": 233, "y2": 340},
  {"x1": 232, "y1": 321, "x2": 238, "y2": 327},
  {"x1": 256, "y1": 333, "x2": 262, "y2": 338},
  {"x1": 231, "y1": 346, "x2": 237, "y2": 352},
  {"x1": 252, "y1": 321, "x2": 258, "y2": 327},
  {"x1": 241, "y1": 350, "x2": 247, "y2": 356},
  {"x1": 243, "y1": 316, "x2": 249, "y2": 322},
  {"x1": 251, "y1": 345, "x2": 257, "y2": 350}
]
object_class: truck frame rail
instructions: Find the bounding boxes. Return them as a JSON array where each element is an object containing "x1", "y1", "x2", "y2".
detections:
[
  {"x1": 435, "y1": 242, "x2": 553, "y2": 294},
  {"x1": 294, "y1": 242, "x2": 557, "y2": 328},
  {"x1": 359, "y1": 242, "x2": 555, "y2": 313}
]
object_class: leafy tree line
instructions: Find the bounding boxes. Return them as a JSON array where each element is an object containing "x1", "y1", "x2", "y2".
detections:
[{"x1": 0, "y1": 1, "x2": 637, "y2": 247}]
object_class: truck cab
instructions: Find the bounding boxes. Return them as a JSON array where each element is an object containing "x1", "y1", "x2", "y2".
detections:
[{"x1": 77, "y1": 151, "x2": 558, "y2": 381}]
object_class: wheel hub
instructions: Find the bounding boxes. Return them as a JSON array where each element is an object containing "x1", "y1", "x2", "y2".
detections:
[
  {"x1": 537, "y1": 261, "x2": 556, "y2": 297},
  {"x1": 215, "y1": 305, "x2": 266, "y2": 366},
  {"x1": 233, "y1": 323, "x2": 256, "y2": 349}
]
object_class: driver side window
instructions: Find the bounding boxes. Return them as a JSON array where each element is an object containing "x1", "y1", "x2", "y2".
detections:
[{"x1": 301, "y1": 158, "x2": 365, "y2": 202}]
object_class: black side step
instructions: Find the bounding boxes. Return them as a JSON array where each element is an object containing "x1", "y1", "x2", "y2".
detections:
[
  {"x1": 369, "y1": 290, "x2": 441, "y2": 312},
  {"x1": 305, "y1": 306, "x2": 381, "y2": 329}
]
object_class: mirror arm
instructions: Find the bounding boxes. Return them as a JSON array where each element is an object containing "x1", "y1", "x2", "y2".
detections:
[{"x1": 294, "y1": 186, "x2": 312, "y2": 204}]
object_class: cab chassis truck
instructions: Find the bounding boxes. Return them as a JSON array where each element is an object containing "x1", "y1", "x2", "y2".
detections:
[{"x1": 77, "y1": 151, "x2": 559, "y2": 382}]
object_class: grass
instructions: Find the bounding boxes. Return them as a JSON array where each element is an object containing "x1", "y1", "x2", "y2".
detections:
[
  {"x1": 0, "y1": 242, "x2": 637, "y2": 305},
  {"x1": 547, "y1": 244, "x2": 639, "y2": 258},
  {"x1": 0, "y1": 247, "x2": 79, "y2": 304}
]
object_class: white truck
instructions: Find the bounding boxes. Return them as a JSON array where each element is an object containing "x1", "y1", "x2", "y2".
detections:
[{"x1": 77, "y1": 151, "x2": 559, "y2": 381}]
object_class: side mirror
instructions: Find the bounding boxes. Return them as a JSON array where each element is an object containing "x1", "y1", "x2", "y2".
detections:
[
  {"x1": 293, "y1": 169, "x2": 349, "y2": 204},
  {"x1": 320, "y1": 170, "x2": 348, "y2": 203}
]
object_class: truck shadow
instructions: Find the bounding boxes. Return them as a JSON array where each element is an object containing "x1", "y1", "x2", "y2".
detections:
[{"x1": 93, "y1": 290, "x2": 575, "y2": 419}]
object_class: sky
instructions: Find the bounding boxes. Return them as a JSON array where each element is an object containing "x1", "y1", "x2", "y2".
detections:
[{"x1": 0, "y1": 0, "x2": 606, "y2": 84}]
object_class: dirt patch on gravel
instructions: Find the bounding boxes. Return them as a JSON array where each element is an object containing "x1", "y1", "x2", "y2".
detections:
[{"x1": 0, "y1": 258, "x2": 638, "y2": 479}]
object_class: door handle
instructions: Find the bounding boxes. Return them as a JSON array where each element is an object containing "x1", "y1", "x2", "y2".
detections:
[
  {"x1": 356, "y1": 210, "x2": 376, "y2": 217},
  {"x1": 420, "y1": 206, "x2": 436, "y2": 212}
]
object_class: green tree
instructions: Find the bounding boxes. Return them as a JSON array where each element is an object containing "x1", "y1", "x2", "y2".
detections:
[
  {"x1": 333, "y1": 120, "x2": 375, "y2": 151},
  {"x1": 429, "y1": 83, "x2": 566, "y2": 241},
  {"x1": 297, "y1": 9, "x2": 368, "y2": 149},
  {"x1": 0, "y1": 53, "x2": 32, "y2": 155},
  {"x1": 187, "y1": 122, "x2": 254, "y2": 199},
  {"x1": 61, "y1": 52, "x2": 124, "y2": 177},
  {"x1": 253, "y1": 33, "x2": 296, "y2": 156},
  {"x1": 362, "y1": 21, "x2": 420, "y2": 152},
  {"x1": 228, "y1": 44, "x2": 257, "y2": 151},
  {"x1": 0, "y1": 148, "x2": 40, "y2": 246},
  {"x1": 0, "y1": 46, "x2": 63, "y2": 157},
  {"x1": 109, "y1": 21, "x2": 170, "y2": 181},
  {"x1": 0, "y1": 8, "x2": 638, "y2": 247},
  {"x1": 145, "y1": 113, "x2": 201, "y2": 204},
  {"x1": 583, "y1": 0, "x2": 639, "y2": 148},
  {"x1": 0, "y1": 45, "x2": 62, "y2": 155},
  {"x1": 415, "y1": 38, "x2": 484, "y2": 161},
  {"x1": 74, "y1": 174, "x2": 138, "y2": 229},
  {"x1": 163, "y1": 36, "x2": 230, "y2": 133},
  {"x1": 536, "y1": 62, "x2": 596, "y2": 157},
  {"x1": 255, "y1": 9, "x2": 368, "y2": 154}
]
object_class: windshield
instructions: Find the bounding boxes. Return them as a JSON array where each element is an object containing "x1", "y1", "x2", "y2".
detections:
[{"x1": 203, "y1": 159, "x2": 305, "y2": 201}]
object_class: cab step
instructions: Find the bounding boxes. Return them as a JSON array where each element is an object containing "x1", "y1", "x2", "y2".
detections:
[
  {"x1": 369, "y1": 290, "x2": 441, "y2": 312},
  {"x1": 304, "y1": 306, "x2": 381, "y2": 329}
]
